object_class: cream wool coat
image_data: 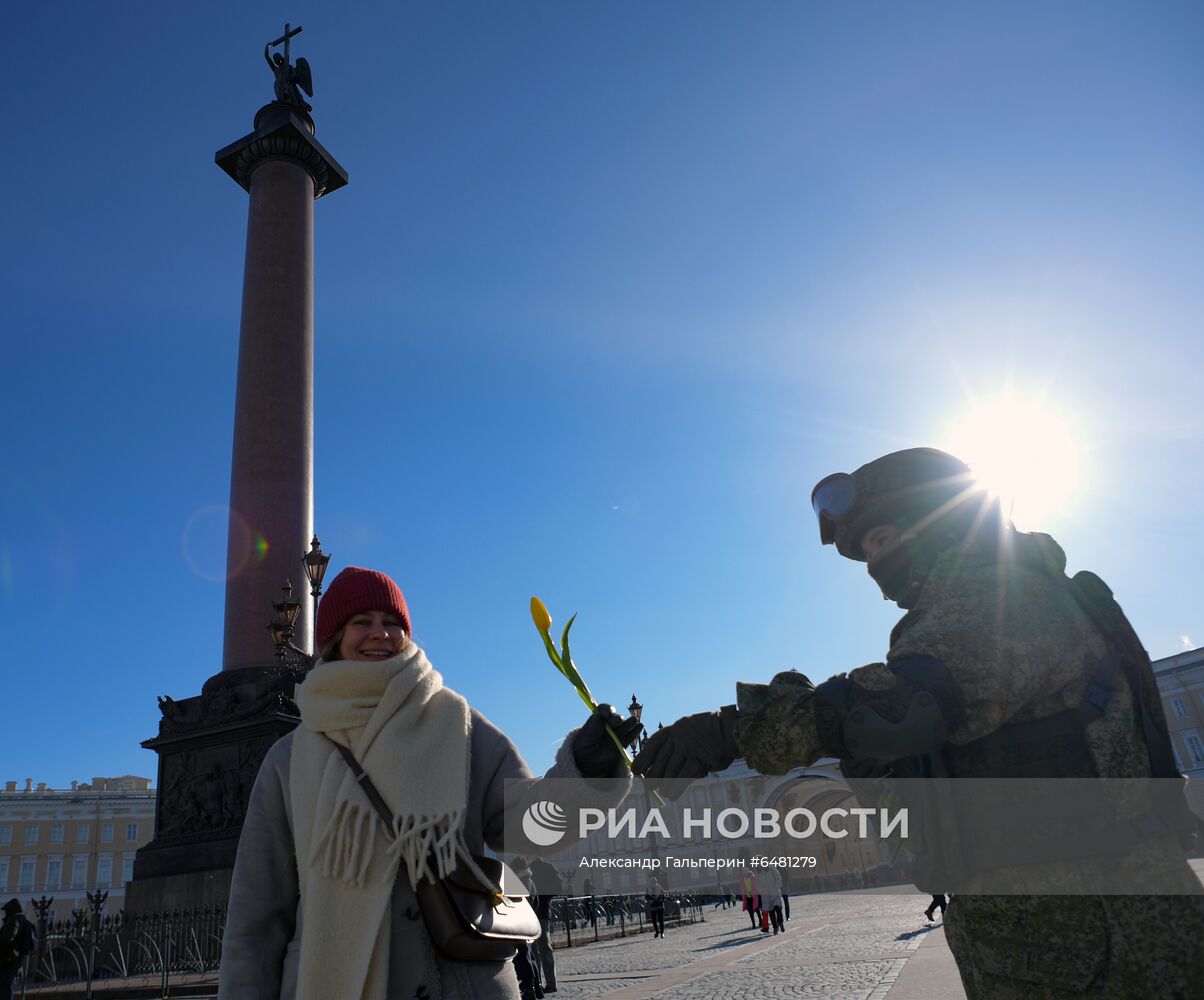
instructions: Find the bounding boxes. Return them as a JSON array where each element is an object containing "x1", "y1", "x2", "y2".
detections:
[{"x1": 219, "y1": 710, "x2": 629, "y2": 999}]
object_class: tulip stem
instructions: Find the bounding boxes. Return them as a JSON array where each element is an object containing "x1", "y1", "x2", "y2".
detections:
[{"x1": 530, "y1": 596, "x2": 664, "y2": 805}]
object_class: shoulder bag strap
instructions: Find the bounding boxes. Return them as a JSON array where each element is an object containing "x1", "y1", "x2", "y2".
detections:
[
  {"x1": 328, "y1": 738, "x2": 519, "y2": 899},
  {"x1": 329, "y1": 740, "x2": 396, "y2": 829}
]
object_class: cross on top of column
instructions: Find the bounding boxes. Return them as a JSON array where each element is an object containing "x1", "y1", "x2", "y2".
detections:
[{"x1": 268, "y1": 22, "x2": 303, "y2": 65}]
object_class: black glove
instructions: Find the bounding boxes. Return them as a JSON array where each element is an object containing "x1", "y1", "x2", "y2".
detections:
[
  {"x1": 572, "y1": 704, "x2": 645, "y2": 779},
  {"x1": 631, "y1": 705, "x2": 740, "y2": 800}
]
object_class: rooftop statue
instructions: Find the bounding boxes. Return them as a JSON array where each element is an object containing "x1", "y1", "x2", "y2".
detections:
[{"x1": 265, "y1": 23, "x2": 313, "y2": 112}]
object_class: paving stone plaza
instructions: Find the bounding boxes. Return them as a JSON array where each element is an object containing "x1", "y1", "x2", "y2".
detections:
[{"x1": 551, "y1": 892, "x2": 966, "y2": 1000}]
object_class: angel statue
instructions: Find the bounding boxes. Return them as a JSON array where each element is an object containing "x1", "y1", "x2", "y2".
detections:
[{"x1": 265, "y1": 23, "x2": 313, "y2": 111}]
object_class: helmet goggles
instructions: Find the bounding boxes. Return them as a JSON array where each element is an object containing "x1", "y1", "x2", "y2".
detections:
[{"x1": 811, "y1": 472, "x2": 859, "y2": 546}]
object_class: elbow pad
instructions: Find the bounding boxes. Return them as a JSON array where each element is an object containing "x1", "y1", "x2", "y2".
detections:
[
  {"x1": 816, "y1": 655, "x2": 961, "y2": 764},
  {"x1": 844, "y1": 691, "x2": 947, "y2": 762}
]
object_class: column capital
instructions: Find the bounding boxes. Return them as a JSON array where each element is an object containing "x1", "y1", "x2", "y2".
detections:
[{"x1": 215, "y1": 103, "x2": 348, "y2": 199}]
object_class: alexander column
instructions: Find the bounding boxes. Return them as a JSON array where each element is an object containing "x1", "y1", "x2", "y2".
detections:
[
  {"x1": 216, "y1": 24, "x2": 345, "y2": 668},
  {"x1": 128, "y1": 26, "x2": 347, "y2": 911}
]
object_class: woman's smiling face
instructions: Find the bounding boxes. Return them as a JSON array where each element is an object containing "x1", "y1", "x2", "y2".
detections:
[{"x1": 337, "y1": 609, "x2": 408, "y2": 661}]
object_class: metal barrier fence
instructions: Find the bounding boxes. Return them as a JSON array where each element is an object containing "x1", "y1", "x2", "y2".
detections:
[
  {"x1": 15, "y1": 905, "x2": 225, "y2": 998},
  {"x1": 9, "y1": 892, "x2": 705, "y2": 994},
  {"x1": 546, "y1": 893, "x2": 705, "y2": 946}
]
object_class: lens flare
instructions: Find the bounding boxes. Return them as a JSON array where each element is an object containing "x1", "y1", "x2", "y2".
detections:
[
  {"x1": 945, "y1": 394, "x2": 1081, "y2": 529},
  {"x1": 182, "y1": 505, "x2": 244, "y2": 582},
  {"x1": 253, "y1": 533, "x2": 269, "y2": 562}
]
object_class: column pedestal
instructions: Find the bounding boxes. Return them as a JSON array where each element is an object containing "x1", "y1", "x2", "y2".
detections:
[{"x1": 126, "y1": 665, "x2": 304, "y2": 912}]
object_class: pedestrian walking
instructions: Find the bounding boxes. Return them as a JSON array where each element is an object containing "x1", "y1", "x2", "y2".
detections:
[
  {"x1": 739, "y1": 871, "x2": 761, "y2": 929},
  {"x1": 219, "y1": 566, "x2": 641, "y2": 1000},
  {"x1": 645, "y1": 877, "x2": 666, "y2": 938},
  {"x1": 559, "y1": 871, "x2": 578, "y2": 930},
  {"x1": 583, "y1": 875, "x2": 598, "y2": 930},
  {"x1": 924, "y1": 894, "x2": 947, "y2": 923},
  {"x1": 634, "y1": 447, "x2": 1204, "y2": 998},
  {"x1": 759, "y1": 865, "x2": 785, "y2": 934}
]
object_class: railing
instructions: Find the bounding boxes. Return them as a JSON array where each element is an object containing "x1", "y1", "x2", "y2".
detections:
[
  {"x1": 9, "y1": 893, "x2": 708, "y2": 993},
  {"x1": 545, "y1": 893, "x2": 705, "y2": 946},
  {"x1": 16, "y1": 906, "x2": 225, "y2": 997}
]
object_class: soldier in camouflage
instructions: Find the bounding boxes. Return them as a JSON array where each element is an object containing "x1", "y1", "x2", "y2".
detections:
[{"x1": 632, "y1": 447, "x2": 1204, "y2": 998}]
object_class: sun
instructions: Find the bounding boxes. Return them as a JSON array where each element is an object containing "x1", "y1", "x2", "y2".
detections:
[{"x1": 943, "y1": 395, "x2": 1081, "y2": 530}]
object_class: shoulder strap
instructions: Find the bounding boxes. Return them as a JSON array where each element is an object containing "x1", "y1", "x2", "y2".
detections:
[
  {"x1": 1068, "y1": 571, "x2": 1184, "y2": 781},
  {"x1": 330, "y1": 741, "x2": 395, "y2": 829},
  {"x1": 329, "y1": 739, "x2": 512, "y2": 896},
  {"x1": 1068, "y1": 571, "x2": 1138, "y2": 652}
]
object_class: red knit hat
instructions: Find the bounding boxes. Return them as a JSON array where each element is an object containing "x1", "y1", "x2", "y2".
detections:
[{"x1": 316, "y1": 567, "x2": 411, "y2": 651}]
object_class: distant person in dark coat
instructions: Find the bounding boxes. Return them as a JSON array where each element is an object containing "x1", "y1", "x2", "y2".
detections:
[
  {"x1": 583, "y1": 875, "x2": 598, "y2": 929},
  {"x1": 529, "y1": 858, "x2": 561, "y2": 993},
  {"x1": 0, "y1": 899, "x2": 36, "y2": 1000},
  {"x1": 645, "y1": 877, "x2": 666, "y2": 938},
  {"x1": 510, "y1": 859, "x2": 543, "y2": 1000}
]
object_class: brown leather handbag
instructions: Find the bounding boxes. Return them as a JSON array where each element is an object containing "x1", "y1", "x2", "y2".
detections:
[{"x1": 331, "y1": 741, "x2": 541, "y2": 961}]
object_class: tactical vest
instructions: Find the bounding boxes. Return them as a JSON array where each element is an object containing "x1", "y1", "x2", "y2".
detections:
[
  {"x1": 949, "y1": 571, "x2": 1177, "y2": 779},
  {"x1": 844, "y1": 570, "x2": 1199, "y2": 890}
]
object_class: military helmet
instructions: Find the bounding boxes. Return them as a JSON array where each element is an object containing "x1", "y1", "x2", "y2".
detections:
[{"x1": 811, "y1": 448, "x2": 984, "y2": 561}]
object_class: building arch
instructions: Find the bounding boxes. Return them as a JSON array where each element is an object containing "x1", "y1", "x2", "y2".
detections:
[{"x1": 751, "y1": 763, "x2": 893, "y2": 887}]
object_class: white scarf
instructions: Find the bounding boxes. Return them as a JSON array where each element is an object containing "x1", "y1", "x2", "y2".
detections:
[{"x1": 290, "y1": 643, "x2": 471, "y2": 1000}]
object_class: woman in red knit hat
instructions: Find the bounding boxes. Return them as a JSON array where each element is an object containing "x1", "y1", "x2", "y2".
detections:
[{"x1": 220, "y1": 566, "x2": 641, "y2": 1000}]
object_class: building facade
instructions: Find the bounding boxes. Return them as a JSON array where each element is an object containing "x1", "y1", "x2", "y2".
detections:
[
  {"x1": 1152, "y1": 644, "x2": 1204, "y2": 818},
  {"x1": 0, "y1": 776, "x2": 155, "y2": 919}
]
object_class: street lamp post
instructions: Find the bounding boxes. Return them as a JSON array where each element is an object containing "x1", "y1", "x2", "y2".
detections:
[
  {"x1": 83, "y1": 888, "x2": 107, "y2": 1000},
  {"x1": 30, "y1": 895, "x2": 52, "y2": 987},
  {"x1": 267, "y1": 580, "x2": 307, "y2": 664},
  {"x1": 628, "y1": 694, "x2": 646, "y2": 752},
  {"x1": 302, "y1": 535, "x2": 331, "y2": 653},
  {"x1": 629, "y1": 693, "x2": 666, "y2": 891}
]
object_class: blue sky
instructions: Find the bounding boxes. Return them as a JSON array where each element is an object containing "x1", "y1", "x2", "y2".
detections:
[{"x1": 3, "y1": 2, "x2": 1202, "y2": 787}]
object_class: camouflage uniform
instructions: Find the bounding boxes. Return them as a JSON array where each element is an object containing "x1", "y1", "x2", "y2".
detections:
[{"x1": 736, "y1": 529, "x2": 1204, "y2": 998}]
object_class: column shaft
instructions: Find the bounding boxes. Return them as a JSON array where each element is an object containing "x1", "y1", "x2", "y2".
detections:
[{"x1": 221, "y1": 158, "x2": 315, "y2": 670}]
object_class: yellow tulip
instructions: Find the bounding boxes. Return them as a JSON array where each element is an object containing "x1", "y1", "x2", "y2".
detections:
[
  {"x1": 528, "y1": 596, "x2": 664, "y2": 806},
  {"x1": 530, "y1": 596, "x2": 553, "y2": 633}
]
